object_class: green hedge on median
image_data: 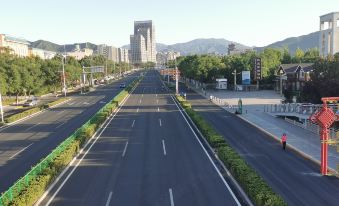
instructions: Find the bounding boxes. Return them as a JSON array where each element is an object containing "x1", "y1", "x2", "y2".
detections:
[
  {"x1": 3, "y1": 77, "x2": 142, "y2": 206},
  {"x1": 175, "y1": 95, "x2": 287, "y2": 206}
]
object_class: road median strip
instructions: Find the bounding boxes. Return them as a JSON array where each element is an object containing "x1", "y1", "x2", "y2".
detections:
[
  {"x1": 175, "y1": 94, "x2": 287, "y2": 206},
  {"x1": 4, "y1": 98, "x2": 71, "y2": 124},
  {"x1": 0, "y1": 77, "x2": 142, "y2": 206}
]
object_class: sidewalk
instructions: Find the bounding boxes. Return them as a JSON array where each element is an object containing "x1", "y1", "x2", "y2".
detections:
[{"x1": 190, "y1": 85, "x2": 339, "y2": 173}]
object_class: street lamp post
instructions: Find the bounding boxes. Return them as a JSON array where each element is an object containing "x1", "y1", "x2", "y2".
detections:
[
  {"x1": 232, "y1": 69, "x2": 241, "y2": 91},
  {"x1": 62, "y1": 55, "x2": 67, "y2": 97},
  {"x1": 175, "y1": 58, "x2": 179, "y2": 94}
]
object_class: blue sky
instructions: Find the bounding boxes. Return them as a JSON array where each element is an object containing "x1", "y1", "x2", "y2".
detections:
[{"x1": 0, "y1": 0, "x2": 338, "y2": 47}]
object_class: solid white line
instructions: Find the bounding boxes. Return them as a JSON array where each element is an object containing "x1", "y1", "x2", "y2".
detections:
[
  {"x1": 25, "y1": 123, "x2": 41, "y2": 131},
  {"x1": 169, "y1": 188, "x2": 174, "y2": 206},
  {"x1": 170, "y1": 95, "x2": 241, "y2": 206},
  {"x1": 55, "y1": 122, "x2": 66, "y2": 129},
  {"x1": 40, "y1": 84, "x2": 136, "y2": 206},
  {"x1": 137, "y1": 108, "x2": 139, "y2": 113},
  {"x1": 159, "y1": 118, "x2": 162, "y2": 127},
  {"x1": 105, "y1": 191, "x2": 113, "y2": 206},
  {"x1": 162, "y1": 139, "x2": 167, "y2": 156},
  {"x1": 131, "y1": 120, "x2": 135, "y2": 128},
  {"x1": 158, "y1": 107, "x2": 160, "y2": 112},
  {"x1": 122, "y1": 141, "x2": 129, "y2": 157},
  {"x1": 9, "y1": 143, "x2": 34, "y2": 159}
]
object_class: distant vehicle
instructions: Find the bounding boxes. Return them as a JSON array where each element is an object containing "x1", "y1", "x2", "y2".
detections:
[
  {"x1": 23, "y1": 99, "x2": 38, "y2": 107},
  {"x1": 119, "y1": 83, "x2": 126, "y2": 88}
]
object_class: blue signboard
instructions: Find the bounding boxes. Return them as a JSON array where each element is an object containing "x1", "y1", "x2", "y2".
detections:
[{"x1": 242, "y1": 71, "x2": 250, "y2": 85}]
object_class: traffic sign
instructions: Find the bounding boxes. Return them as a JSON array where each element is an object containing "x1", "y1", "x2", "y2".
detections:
[
  {"x1": 254, "y1": 58, "x2": 262, "y2": 80},
  {"x1": 277, "y1": 66, "x2": 286, "y2": 76}
]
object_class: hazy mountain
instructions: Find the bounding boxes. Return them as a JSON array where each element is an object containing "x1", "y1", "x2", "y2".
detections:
[
  {"x1": 255, "y1": 31, "x2": 319, "y2": 55},
  {"x1": 123, "y1": 38, "x2": 251, "y2": 55},
  {"x1": 30, "y1": 40, "x2": 97, "y2": 52},
  {"x1": 163, "y1": 38, "x2": 250, "y2": 55}
]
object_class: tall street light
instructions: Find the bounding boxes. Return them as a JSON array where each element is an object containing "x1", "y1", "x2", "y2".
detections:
[
  {"x1": 62, "y1": 55, "x2": 67, "y2": 97},
  {"x1": 0, "y1": 82, "x2": 4, "y2": 123}
]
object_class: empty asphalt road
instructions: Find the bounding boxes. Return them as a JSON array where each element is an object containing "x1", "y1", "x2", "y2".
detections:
[
  {"x1": 38, "y1": 70, "x2": 241, "y2": 206},
  {"x1": 0, "y1": 73, "x2": 139, "y2": 193}
]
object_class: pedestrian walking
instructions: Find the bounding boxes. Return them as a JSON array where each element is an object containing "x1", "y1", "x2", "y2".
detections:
[{"x1": 281, "y1": 133, "x2": 287, "y2": 150}]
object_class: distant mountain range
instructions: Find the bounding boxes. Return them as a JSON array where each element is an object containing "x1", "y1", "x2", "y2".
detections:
[
  {"x1": 254, "y1": 31, "x2": 319, "y2": 55},
  {"x1": 30, "y1": 40, "x2": 97, "y2": 53},
  {"x1": 30, "y1": 31, "x2": 320, "y2": 56}
]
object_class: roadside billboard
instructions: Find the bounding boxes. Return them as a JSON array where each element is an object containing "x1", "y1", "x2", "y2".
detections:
[{"x1": 242, "y1": 71, "x2": 250, "y2": 85}]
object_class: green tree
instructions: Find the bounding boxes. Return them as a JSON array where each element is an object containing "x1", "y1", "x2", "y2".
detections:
[{"x1": 293, "y1": 47, "x2": 305, "y2": 63}]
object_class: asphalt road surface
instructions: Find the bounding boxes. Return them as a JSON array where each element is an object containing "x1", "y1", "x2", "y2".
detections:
[
  {"x1": 182, "y1": 86, "x2": 339, "y2": 206},
  {"x1": 0, "y1": 73, "x2": 139, "y2": 193},
  {"x1": 38, "y1": 70, "x2": 241, "y2": 206}
]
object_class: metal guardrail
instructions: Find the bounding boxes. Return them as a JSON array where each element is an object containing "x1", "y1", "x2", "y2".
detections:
[
  {"x1": 269, "y1": 103, "x2": 338, "y2": 115},
  {"x1": 0, "y1": 78, "x2": 141, "y2": 206}
]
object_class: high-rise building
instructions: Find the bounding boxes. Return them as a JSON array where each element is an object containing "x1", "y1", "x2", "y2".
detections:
[
  {"x1": 130, "y1": 20, "x2": 156, "y2": 64},
  {"x1": 97, "y1": 44, "x2": 119, "y2": 62},
  {"x1": 319, "y1": 12, "x2": 339, "y2": 57},
  {"x1": 118, "y1": 48, "x2": 129, "y2": 63}
]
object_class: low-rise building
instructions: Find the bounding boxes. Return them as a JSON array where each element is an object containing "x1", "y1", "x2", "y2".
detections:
[
  {"x1": 67, "y1": 44, "x2": 93, "y2": 60},
  {"x1": 0, "y1": 34, "x2": 30, "y2": 57},
  {"x1": 275, "y1": 63, "x2": 314, "y2": 92}
]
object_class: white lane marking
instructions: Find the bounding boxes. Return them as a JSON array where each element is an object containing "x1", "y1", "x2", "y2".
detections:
[
  {"x1": 162, "y1": 139, "x2": 167, "y2": 156},
  {"x1": 9, "y1": 143, "x2": 34, "y2": 159},
  {"x1": 105, "y1": 191, "x2": 113, "y2": 206},
  {"x1": 156, "y1": 94, "x2": 158, "y2": 97},
  {"x1": 137, "y1": 108, "x2": 139, "y2": 113},
  {"x1": 57, "y1": 110, "x2": 65, "y2": 115},
  {"x1": 142, "y1": 94, "x2": 144, "y2": 97},
  {"x1": 169, "y1": 188, "x2": 174, "y2": 206},
  {"x1": 122, "y1": 141, "x2": 129, "y2": 157},
  {"x1": 171, "y1": 95, "x2": 241, "y2": 206},
  {"x1": 139, "y1": 99, "x2": 142, "y2": 104},
  {"x1": 131, "y1": 120, "x2": 135, "y2": 128},
  {"x1": 159, "y1": 118, "x2": 162, "y2": 127},
  {"x1": 158, "y1": 107, "x2": 160, "y2": 112},
  {"x1": 83, "y1": 102, "x2": 89, "y2": 105},
  {"x1": 99, "y1": 101, "x2": 106, "y2": 104},
  {"x1": 25, "y1": 123, "x2": 41, "y2": 131},
  {"x1": 40, "y1": 83, "x2": 136, "y2": 206},
  {"x1": 67, "y1": 102, "x2": 75, "y2": 105},
  {"x1": 55, "y1": 122, "x2": 66, "y2": 129}
]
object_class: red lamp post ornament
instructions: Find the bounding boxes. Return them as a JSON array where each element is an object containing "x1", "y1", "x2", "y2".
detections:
[{"x1": 310, "y1": 97, "x2": 339, "y2": 175}]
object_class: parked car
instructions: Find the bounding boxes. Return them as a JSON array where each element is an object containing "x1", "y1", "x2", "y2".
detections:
[
  {"x1": 23, "y1": 99, "x2": 38, "y2": 107},
  {"x1": 119, "y1": 83, "x2": 126, "y2": 88}
]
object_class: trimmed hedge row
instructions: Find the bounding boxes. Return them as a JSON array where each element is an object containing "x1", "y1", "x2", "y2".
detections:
[
  {"x1": 3, "y1": 77, "x2": 142, "y2": 206},
  {"x1": 175, "y1": 95, "x2": 287, "y2": 206},
  {"x1": 5, "y1": 98, "x2": 69, "y2": 123}
]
